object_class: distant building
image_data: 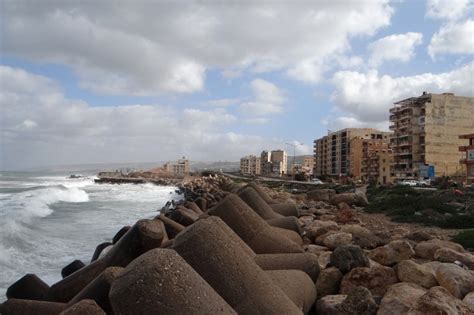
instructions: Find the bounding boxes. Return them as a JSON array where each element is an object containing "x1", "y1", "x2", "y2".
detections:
[
  {"x1": 349, "y1": 137, "x2": 392, "y2": 181},
  {"x1": 293, "y1": 156, "x2": 314, "y2": 175},
  {"x1": 240, "y1": 155, "x2": 261, "y2": 175},
  {"x1": 163, "y1": 157, "x2": 189, "y2": 176},
  {"x1": 390, "y1": 92, "x2": 473, "y2": 179},
  {"x1": 360, "y1": 144, "x2": 394, "y2": 185},
  {"x1": 459, "y1": 133, "x2": 474, "y2": 185},
  {"x1": 313, "y1": 128, "x2": 391, "y2": 177},
  {"x1": 270, "y1": 149, "x2": 288, "y2": 176},
  {"x1": 260, "y1": 150, "x2": 273, "y2": 175}
]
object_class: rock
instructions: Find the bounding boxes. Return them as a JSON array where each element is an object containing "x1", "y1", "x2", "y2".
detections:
[
  {"x1": 255, "y1": 253, "x2": 320, "y2": 281},
  {"x1": 335, "y1": 203, "x2": 356, "y2": 224},
  {"x1": 341, "y1": 225, "x2": 385, "y2": 249},
  {"x1": 396, "y1": 260, "x2": 438, "y2": 289},
  {"x1": 337, "y1": 286, "x2": 377, "y2": 315},
  {"x1": 340, "y1": 224, "x2": 370, "y2": 236},
  {"x1": 434, "y1": 247, "x2": 474, "y2": 269},
  {"x1": 316, "y1": 267, "x2": 343, "y2": 298},
  {"x1": 378, "y1": 282, "x2": 427, "y2": 315},
  {"x1": 61, "y1": 260, "x2": 85, "y2": 278},
  {"x1": 319, "y1": 251, "x2": 332, "y2": 270},
  {"x1": 414, "y1": 239, "x2": 464, "y2": 260},
  {"x1": 305, "y1": 244, "x2": 329, "y2": 255},
  {"x1": 109, "y1": 248, "x2": 236, "y2": 314},
  {"x1": 462, "y1": 292, "x2": 474, "y2": 312},
  {"x1": 60, "y1": 299, "x2": 105, "y2": 315},
  {"x1": 405, "y1": 231, "x2": 434, "y2": 242},
  {"x1": 330, "y1": 192, "x2": 369, "y2": 207},
  {"x1": 307, "y1": 189, "x2": 336, "y2": 202},
  {"x1": 304, "y1": 220, "x2": 339, "y2": 242},
  {"x1": 323, "y1": 232, "x2": 353, "y2": 250},
  {"x1": 408, "y1": 286, "x2": 471, "y2": 315},
  {"x1": 330, "y1": 245, "x2": 370, "y2": 274},
  {"x1": 435, "y1": 263, "x2": 474, "y2": 299},
  {"x1": 6, "y1": 273, "x2": 49, "y2": 301},
  {"x1": 316, "y1": 295, "x2": 346, "y2": 315},
  {"x1": 298, "y1": 215, "x2": 315, "y2": 227},
  {"x1": 340, "y1": 265, "x2": 398, "y2": 297},
  {"x1": 369, "y1": 240, "x2": 414, "y2": 266}
]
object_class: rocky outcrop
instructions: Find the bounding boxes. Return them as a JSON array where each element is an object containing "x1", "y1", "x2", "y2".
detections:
[{"x1": 378, "y1": 282, "x2": 427, "y2": 315}]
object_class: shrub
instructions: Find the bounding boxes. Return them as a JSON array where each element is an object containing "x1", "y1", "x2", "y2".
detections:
[{"x1": 452, "y1": 229, "x2": 474, "y2": 251}]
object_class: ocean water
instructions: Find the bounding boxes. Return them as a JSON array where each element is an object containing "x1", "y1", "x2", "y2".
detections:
[{"x1": 0, "y1": 171, "x2": 180, "y2": 300}]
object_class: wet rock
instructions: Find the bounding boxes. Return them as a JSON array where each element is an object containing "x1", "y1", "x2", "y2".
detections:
[
  {"x1": 330, "y1": 245, "x2": 370, "y2": 274},
  {"x1": 60, "y1": 300, "x2": 105, "y2": 315},
  {"x1": 434, "y1": 247, "x2": 474, "y2": 269},
  {"x1": 378, "y1": 282, "x2": 427, "y2": 315},
  {"x1": 408, "y1": 286, "x2": 471, "y2": 314},
  {"x1": 369, "y1": 240, "x2": 414, "y2": 266},
  {"x1": 109, "y1": 248, "x2": 236, "y2": 314},
  {"x1": 316, "y1": 267, "x2": 343, "y2": 298},
  {"x1": 340, "y1": 265, "x2": 398, "y2": 297},
  {"x1": 435, "y1": 263, "x2": 474, "y2": 299},
  {"x1": 316, "y1": 295, "x2": 346, "y2": 315},
  {"x1": 6, "y1": 273, "x2": 49, "y2": 301},
  {"x1": 414, "y1": 239, "x2": 464, "y2": 260},
  {"x1": 323, "y1": 232, "x2": 353, "y2": 250},
  {"x1": 337, "y1": 286, "x2": 377, "y2": 315},
  {"x1": 396, "y1": 260, "x2": 438, "y2": 288}
]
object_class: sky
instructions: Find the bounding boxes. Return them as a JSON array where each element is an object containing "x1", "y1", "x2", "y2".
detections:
[{"x1": 1, "y1": 0, "x2": 473, "y2": 170}]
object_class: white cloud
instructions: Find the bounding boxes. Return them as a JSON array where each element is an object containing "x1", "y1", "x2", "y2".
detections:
[
  {"x1": 2, "y1": 1, "x2": 394, "y2": 94},
  {"x1": 240, "y1": 79, "x2": 286, "y2": 115},
  {"x1": 330, "y1": 61, "x2": 474, "y2": 124},
  {"x1": 205, "y1": 98, "x2": 240, "y2": 107},
  {"x1": 426, "y1": 0, "x2": 471, "y2": 21},
  {"x1": 368, "y1": 32, "x2": 423, "y2": 67},
  {"x1": 428, "y1": 19, "x2": 474, "y2": 57},
  {"x1": 244, "y1": 118, "x2": 270, "y2": 125},
  {"x1": 0, "y1": 66, "x2": 282, "y2": 170},
  {"x1": 321, "y1": 116, "x2": 390, "y2": 132}
]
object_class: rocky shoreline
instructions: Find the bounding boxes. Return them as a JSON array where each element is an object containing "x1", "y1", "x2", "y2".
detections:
[{"x1": 2, "y1": 175, "x2": 474, "y2": 314}]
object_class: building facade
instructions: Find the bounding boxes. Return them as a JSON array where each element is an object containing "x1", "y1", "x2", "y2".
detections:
[
  {"x1": 163, "y1": 158, "x2": 189, "y2": 176},
  {"x1": 361, "y1": 146, "x2": 393, "y2": 185},
  {"x1": 459, "y1": 133, "x2": 474, "y2": 185},
  {"x1": 313, "y1": 128, "x2": 391, "y2": 177},
  {"x1": 240, "y1": 155, "x2": 261, "y2": 175},
  {"x1": 260, "y1": 150, "x2": 273, "y2": 175},
  {"x1": 389, "y1": 92, "x2": 473, "y2": 179},
  {"x1": 270, "y1": 150, "x2": 288, "y2": 175}
]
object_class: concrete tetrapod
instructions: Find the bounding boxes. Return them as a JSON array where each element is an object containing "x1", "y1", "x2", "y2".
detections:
[
  {"x1": 238, "y1": 186, "x2": 283, "y2": 220},
  {"x1": 61, "y1": 299, "x2": 105, "y2": 315},
  {"x1": 266, "y1": 216, "x2": 303, "y2": 234},
  {"x1": 208, "y1": 194, "x2": 303, "y2": 254},
  {"x1": 247, "y1": 182, "x2": 277, "y2": 204},
  {"x1": 6, "y1": 273, "x2": 49, "y2": 301},
  {"x1": 61, "y1": 260, "x2": 86, "y2": 279},
  {"x1": 109, "y1": 248, "x2": 236, "y2": 315},
  {"x1": 0, "y1": 299, "x2": 67, "y2": 315},
  {"x1": 47, "y1": 219, "x2": 166, "y2": 302},
  {"x1": 270, "y1": 202, "x2": 299, "y2": 217},
  {"x1": 265, "y1": 270, "x2": 317, "y2": 314},
  {"x1": 67, "y1": 266, "x2": 123, "y2": 314},
  {"x1": 271, "y1": 226, "x2": 304, "y2": 245},
  {"x1": 255, "y1": 253, "x2": 321, "y2": 282},
  {"x1": 173, "y1": 217, "x2": 303, "y2": 314}
]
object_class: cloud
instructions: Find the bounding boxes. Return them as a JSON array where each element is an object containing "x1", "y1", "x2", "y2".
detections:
[
  {"x1": 0, "y1": 66, "x2": 282, "y2": 170},
  {"x1": 428, "y1": 19, "x2": 474, "y2": 57},
  {"x1": 240, "y1": 79, "x2": 286, "y2": 115},
  {"x1": 330, "y1": 61, "x2": 474, "y2": 124},
  {"x1": 321, "y1": 116, "x2": 390, "y2": 132},
  {"x1": 204, "y1": 98, "x2": 240, "y2": 107},
  {"x1": 244, "y1": 118, "x2": 270, "y2": 125},
  {"x1": 2, "y1": 1, "x2": 394, "y2": 95},
  {"x1": 426, "y1": 0, "x2": 471, "y2": 21},
  {"x1": 368, "y1": 32, "x2": 423, "y2": 67}
]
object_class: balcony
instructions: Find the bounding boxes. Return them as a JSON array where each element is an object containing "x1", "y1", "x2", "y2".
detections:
[{"x1": 394, "y1": 150, "x2": 412, "y2": 156}]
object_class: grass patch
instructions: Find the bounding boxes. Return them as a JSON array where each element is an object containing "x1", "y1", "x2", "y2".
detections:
[{"x1": 452, "y1": 229, "x2": 474, "y2": 251}]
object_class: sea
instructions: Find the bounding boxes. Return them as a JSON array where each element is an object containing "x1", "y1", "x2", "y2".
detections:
[{"x1": 0, "y1": 170, "x2": 181, "y2": 301}]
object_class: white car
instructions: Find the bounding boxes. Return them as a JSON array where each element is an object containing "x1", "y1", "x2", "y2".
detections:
[
  {"x1": 311, "y1": 178, "x2": 324, "y2": 184},
  {"x1": 399, "y1": 180, "x2": 418, "y2": 187}
]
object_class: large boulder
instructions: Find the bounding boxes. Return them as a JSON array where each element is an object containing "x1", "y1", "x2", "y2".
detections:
[
  {"x1": 414, "y1": 239, "x2": 464, "y2": 260},
  {"x1": 330, "y1": 245, "x2": 370, "y2": 274},
  {"x1": 330, "y1": 192, "x2": 368, "y2": 207},
  {"x1": 396, "y1": 260, "x2": 438, "y2": 289},
  {"x1": 337, "y1": 286, "x2": 378, "y2": 315},
  {"x1": 434, "y1": 247, "x2": 474, "y2": 270},
  {"x1": 435, "y1": 263, "x2": 474, "y2": 299},
  {"x1": 341, "y1": 225, "x2": 386, "y2": 249},
  {"x1": 463, "y1": 292, "x2": 474, "y2": 312},
  {"x1": 316, "y1": 295, "x2": 346, "y2": 315},
  {"x1": 408, "y1": 286, "x2": 471, "y2": 314},
  {"x1": 316, "y1": 267, "x2": 343, "y2": 298},
  {"x1": 307, "y1": 189, "x2": 336, "y2": 202},
  {"x1": 378, "y1": 282, "x2": 426, "y2": 315},
  {"x1": 369, "y1": 240, "x2": 414, "y2": 266},
  {"x1": 323, "y1": 232, "x2": 353, "y2": 250},
  {"x1": 340, "y1": 265, "x2": 399, "y2": 297}
]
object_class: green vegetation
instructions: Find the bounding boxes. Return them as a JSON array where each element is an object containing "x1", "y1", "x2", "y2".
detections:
[
  {"x1": 366, "y1": 186, "x2": 474, "y2": 229},
  {"x1": 452, "y1": 229, "x2": 474, "y2": 251}
]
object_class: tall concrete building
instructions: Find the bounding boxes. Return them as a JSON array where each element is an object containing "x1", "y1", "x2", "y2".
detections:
[
  {"x1": 459, "y1": 133, "x2": 474, "y2": 185},
  {"x1": 260, "y1": 150, "x2": 273, "y2": 175},
  {"x1": 313, "y1": 128, "x2": 391, "y2": 177},
  {"x1": 389, "y1": 92, "x2": 473, "y2": 179},
  {"x1": 240, "y1": 155, "x2": 261, "y2": 175},
  {"x1": 270, "y1": 149, "x2": 288, "y2": 175},
  {"x1": 163, "y1": 158, "x2": 189, "y2": 176}
]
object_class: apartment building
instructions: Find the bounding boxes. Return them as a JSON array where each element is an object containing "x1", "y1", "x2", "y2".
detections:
[
  {"x1": 389, "y1": 92, "x2": 473, "y2": 179},
  {"x1": 163, "y1": 158, "x2": 189, "y2": 176},
  {"x1": 459, "y1": 133, "x2": 474, "y2": 185},
  {"x1": 302, "y1": 156, "x2": 315, "y2": 175},
  {"x1": 260, "y1": 150, "x2": 273, "y2": 175},
  {"x1": 270, "y1": 150, "x2": 288, "y2": 175},
  {"x1": 313, "y1": 128, "x2": 391, "y2": 177},
  {"x1": 361, "y1": 146, "x2": 393, "y2": 185},
  {"x1": 240, "y1": 155, "x2": 261, "y2": 175}
]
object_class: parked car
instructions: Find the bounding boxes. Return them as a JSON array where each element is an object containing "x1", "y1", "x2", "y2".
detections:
[
  {"x1": 417, "y1": 179, "x2": 431, "y2": 187},
  {"x1": 398, "y1": 179, "x2": 418, "y2": 187},
  {"x1": 311, "y1": 178, "x2": 324, "y2": 184}
]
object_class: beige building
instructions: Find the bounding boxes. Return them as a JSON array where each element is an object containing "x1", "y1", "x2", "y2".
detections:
[
  {"x1": 240, "y1": 155, "x2": 261, "y2": 175},
  {"x1": 361, "y1": 146, "x2": 394, "y2": 185},
  {"x1": 270, "y1": 149, "x2": 288, "y2": 176},
  {"x1": 260, "y1": 150, "x2": 273, "y2": 175},
  {"x1": 163, "y1": 158, "x2": 189, "y2": 176},
  {"x1": 313, "y1": 128, "x2": 391, "y2": 177},
  {"x1": 349, "y1": 137, "x2": 392, "y2": 180},
  {"x1": 459, "y1": 133, "x2": 474, "y2": 185},
  {"x1": 302, "y1": 156, "x2": 315, "y2": 175},
  {"x1": 389, "y1": 92, "x2": 473, "y2": 179}
]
